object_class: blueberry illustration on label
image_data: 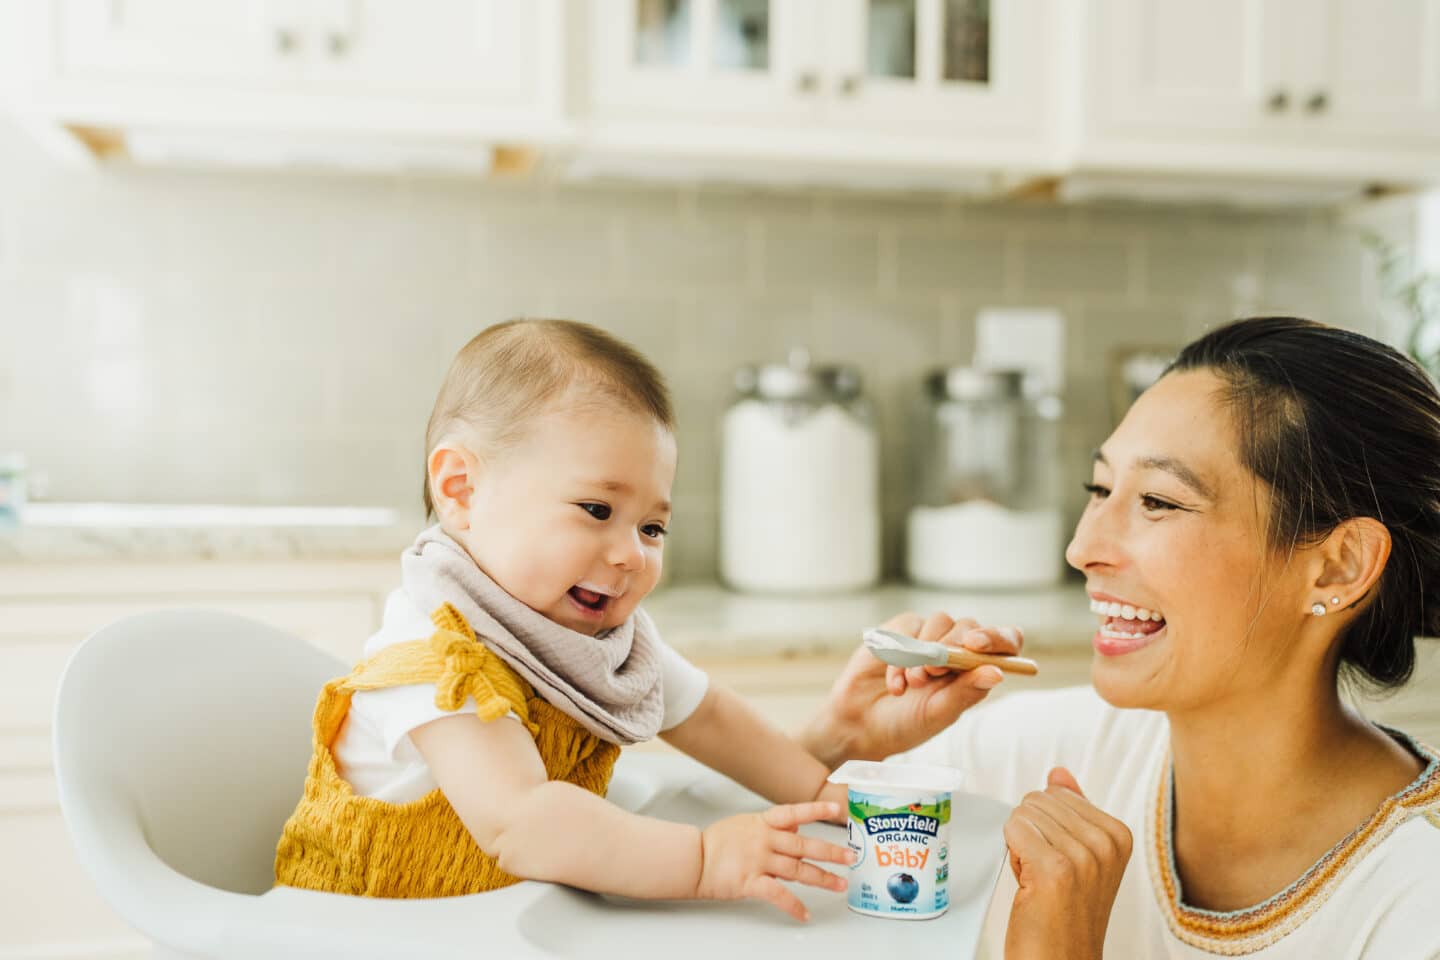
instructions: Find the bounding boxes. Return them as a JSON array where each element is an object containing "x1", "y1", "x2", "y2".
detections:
[{"x1": 887, "y1": 872, "x2": 919, "y2": 903}]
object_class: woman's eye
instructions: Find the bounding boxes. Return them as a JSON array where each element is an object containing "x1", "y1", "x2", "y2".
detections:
[
  {"x1": 1082, "y1": 482, "x2": 1110, "y2": 500},
  {"x1": 642, "y1": 524, "x2": 669, "y2": 539},
  {"x1": 579, "y1": 503, "x2": 611, "y2": 521},
  {"x1": 1140, "y1": 495, "x2": 1178, "y2": 512}
]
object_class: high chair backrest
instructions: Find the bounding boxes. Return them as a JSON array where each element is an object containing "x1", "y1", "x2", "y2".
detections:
[{"x1": 54, "y1": 609, "x2": 345, "y2": 896}]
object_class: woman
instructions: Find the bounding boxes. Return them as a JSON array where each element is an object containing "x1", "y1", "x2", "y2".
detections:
[{"x1": 802, "y1": 317, "x2": 1440, "y2": 958}]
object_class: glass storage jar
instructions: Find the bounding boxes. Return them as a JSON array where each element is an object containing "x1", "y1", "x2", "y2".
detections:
[
  {"x1": 720, "y1": 350, "x2": 880, "y2": 593},
  {"x1": 905, "y1": 367, "x2": 1063, "y2": 588}
]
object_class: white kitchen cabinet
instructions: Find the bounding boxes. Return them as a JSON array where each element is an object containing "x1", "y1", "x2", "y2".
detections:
[
  {"x1": 53, "y1": 0, "x2": 561, "y2": 104},
  {"x1": 299, "y1": 1, "x2": 555, "y2": 105},
  {"x1": 583, "y1": 0, "x2": 1064, "y2": 179},
  {"x1": 1319, "y1": 0, "x2": 1440, "y2": 144},
  {"x1": 1081, "y1": 0, "x2": 1440, "y2": 182},
  {"x1": 821, "y1": 0, "x2": 1056, "y2": 146},
  {"x1": 11, "y1": 0, "x2": 571, "y2": 162},
  {"x1": 56, "y1": 0, "x2": 291, "y2": 87},
  {"x1": 589, "y1": 0, "x2": 817, "y2": 122}
]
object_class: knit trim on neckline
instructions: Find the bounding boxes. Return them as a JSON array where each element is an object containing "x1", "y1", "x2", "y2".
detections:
[{"x1": 1147, "y1": 726, "x2": 1440, "y2": 956}]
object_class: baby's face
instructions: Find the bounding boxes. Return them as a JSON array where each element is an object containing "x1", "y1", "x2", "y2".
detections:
[{"x1": 456, "y1": 406, "x2": 676, "y2": 636}]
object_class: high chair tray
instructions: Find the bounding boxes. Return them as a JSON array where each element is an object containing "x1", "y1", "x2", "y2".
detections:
[{"x1": 252, "y1": 751, "x2": 1008, "y2": 959}]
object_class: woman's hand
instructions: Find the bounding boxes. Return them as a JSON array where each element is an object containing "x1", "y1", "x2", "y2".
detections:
[
  {"x1": 799, "y1": 611, "x2": 1022, "y2": 767},
  {"x1": 695, "y1": 801, "x2": 853, "y2": 921},
  {"x1": 1003, "y1": 768, "x2": 1133, "y2": 960}
]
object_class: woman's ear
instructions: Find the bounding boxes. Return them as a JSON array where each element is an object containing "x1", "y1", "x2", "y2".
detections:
[
  {"x1": 1314, "y1": 517, "x2": 1391, "y2": 612},
  {"x1": 427, "y1": 445, "x2": 477, "y2": 530}
]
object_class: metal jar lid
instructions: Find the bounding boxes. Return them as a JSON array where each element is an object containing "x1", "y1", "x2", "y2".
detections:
[
  {"x1": 734, "y1": 348, "x2": 863, "y2": 402},
  {"x1": 926, "y1": 367, "x2": 1025, "y2": 401}
]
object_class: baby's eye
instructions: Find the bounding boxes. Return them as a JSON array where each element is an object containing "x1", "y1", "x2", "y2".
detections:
[
  {"x1": 642, "y1": 523, "x2": 669, "y2": 539},
  {"x1": 579, "y1": 503, "x2": 611, "y2": 521}
]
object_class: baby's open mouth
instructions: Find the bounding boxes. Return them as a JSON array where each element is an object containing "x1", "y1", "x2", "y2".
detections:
[{"x1": 568, "y1": 586, "x2": 611, "y2": 613}]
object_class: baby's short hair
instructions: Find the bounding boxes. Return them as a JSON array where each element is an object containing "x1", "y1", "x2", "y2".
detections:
[{"x1": 422, "y1": 318, "x2": 674, "y2": 517}]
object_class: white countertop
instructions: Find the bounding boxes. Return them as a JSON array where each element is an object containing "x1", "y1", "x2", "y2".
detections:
[
  {"x1": 645, "y1": 582, "x2": 1095, "y2": 656},
  {"x1": 0, "y1": 509, "x2": 1096, "y2": 654},
  {"x1": 0, "y1": 503, "x2": 418, "y2": 562}
]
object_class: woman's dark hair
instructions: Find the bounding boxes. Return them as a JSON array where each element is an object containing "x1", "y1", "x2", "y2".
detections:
[{"x1": 1168, "y1": 316, "x2": 1440, "y2": 691}]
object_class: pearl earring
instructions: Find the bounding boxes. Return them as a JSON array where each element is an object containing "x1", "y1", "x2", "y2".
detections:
[
  {"x1": 1311, "y1": 602, "x2": 1327, "y2": 616},
  {"x1": 1330, "y1": 596, "x2": 1341, "y2": 606}
]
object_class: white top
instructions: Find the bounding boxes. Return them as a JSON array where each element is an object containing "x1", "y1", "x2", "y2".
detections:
[
  {"x1": 899, "y1": 687, "x2": 1440, "y2": 959},
  {"x1": 333, "y1": 588, "x2": 710, "y2": 804}
]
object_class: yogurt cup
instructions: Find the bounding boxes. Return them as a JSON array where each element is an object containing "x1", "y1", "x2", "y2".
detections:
[{"x1": 828, "y1": 760, "x2": 965, "y2": 920}]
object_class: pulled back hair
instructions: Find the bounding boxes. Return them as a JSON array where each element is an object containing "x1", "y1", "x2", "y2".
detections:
[
  {"x1": 422, "y1": 318, "x2": 674, "y2": 517},
  {"x1": 1169, "y1": 316, "x2": 1440, "y2": 691}
]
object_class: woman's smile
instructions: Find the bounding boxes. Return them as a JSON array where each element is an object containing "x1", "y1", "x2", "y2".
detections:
[{"x1": 1088, "y1": 593, "x2": 1169, "y2": 656}]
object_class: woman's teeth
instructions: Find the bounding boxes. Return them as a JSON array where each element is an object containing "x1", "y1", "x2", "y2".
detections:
[{"x1": 1082, "y1": 601, "x2": 1163, "y2": 639}]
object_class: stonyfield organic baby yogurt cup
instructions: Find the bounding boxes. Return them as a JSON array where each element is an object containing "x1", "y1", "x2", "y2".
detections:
[{"x1": 828, "y1": 760, "x2": 965, "y2": 920}]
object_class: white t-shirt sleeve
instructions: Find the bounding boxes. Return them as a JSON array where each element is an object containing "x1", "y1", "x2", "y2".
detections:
[{"x1": 659, "y1": 641, "x2": 709, "y2": 731}]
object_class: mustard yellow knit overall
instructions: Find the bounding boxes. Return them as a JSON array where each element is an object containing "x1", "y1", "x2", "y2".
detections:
[{"x1": 273, "y1": 603, "x2": 619, "y2": 898}]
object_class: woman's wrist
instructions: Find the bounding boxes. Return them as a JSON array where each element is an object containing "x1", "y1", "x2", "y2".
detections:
[
  {"x1": 797, "y1": 712, "x2": 835, "y2": 770},
  {"x1": 798, "y1": 704, "x2": 860, "y2": 770}
]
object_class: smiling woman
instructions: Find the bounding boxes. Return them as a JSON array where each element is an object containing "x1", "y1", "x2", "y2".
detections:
[{"x1": 801, "y1": 317, "x2": 1440, "y2": 959}]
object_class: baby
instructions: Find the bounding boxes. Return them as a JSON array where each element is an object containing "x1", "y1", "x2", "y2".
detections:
[{"x1": 275, "y1": 318, "x2": 852, "y2": 920}]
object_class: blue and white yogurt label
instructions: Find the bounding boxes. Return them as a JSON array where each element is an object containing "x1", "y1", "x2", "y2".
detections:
[{"x1": 845, "y1": 787, "x2": 952, "y2": 919}]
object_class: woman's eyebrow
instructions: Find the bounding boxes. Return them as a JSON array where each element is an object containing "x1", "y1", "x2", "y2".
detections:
[{"x1": 1092, "y1": 450, "x2": 1217, "y2": 501}]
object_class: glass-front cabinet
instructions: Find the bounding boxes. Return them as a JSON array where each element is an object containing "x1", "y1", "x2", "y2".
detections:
[
  {"x1": 590, "y1": 0, "x2": 818, "y2": 120},
  {"x1": 589, "y1": 0, "x2": 1056, "y2": 156},
  {"x1": 822, "y1": 0, "x2": 1050, "y2": 143}
]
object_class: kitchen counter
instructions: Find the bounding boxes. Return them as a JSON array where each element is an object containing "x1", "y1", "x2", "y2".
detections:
[
  {"x1": 0, "y1": 502, "x2": 418, "y2": 562},
  {"x1": 0, "y1": 507, "x2": 1097, "y2": 654},
  {"x1": 644, "y1": 582, "x2": 1095, "y2": 656},
  {"x1": 0, "y1": 552, "x2": 1097, "y2": 660}
]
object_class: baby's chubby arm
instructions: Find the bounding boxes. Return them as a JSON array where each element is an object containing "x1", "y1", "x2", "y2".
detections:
[
  {"x1": 660, "y1": 684, "x2": 849, "y2": 818},
  {"x1": 410, "y1": 712, "x2": 851, "y2": 919}
]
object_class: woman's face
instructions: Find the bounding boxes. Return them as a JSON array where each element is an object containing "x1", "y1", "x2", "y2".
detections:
[{"x1": 1065, "y1": 369, "x2": 1312, "y2": 713}]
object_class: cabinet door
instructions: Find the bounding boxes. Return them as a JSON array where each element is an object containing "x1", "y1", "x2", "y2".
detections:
[
  {"x1": 820, "y1": 0, "x2": 1054, "y2": 146},
  {"x1": 303, "y1": 0, "x2": 558, "y2": 107},
  {"x1": 590, "y1": 0, "x2": 818, "y2": 122},
  {"x1": 1086, "y1": 0, "x2": 1318, "y2": 139},
  {"x1": 55, "y1": 0, "x2": 294, "y2": 87},
  {"x1": 1315, "y1": 0, "x2": 1440, "y2": 144}
]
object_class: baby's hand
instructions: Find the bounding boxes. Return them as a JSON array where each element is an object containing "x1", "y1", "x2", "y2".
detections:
[{"x1": 695, "y1": 801, "x2": 852, "y2": 921}]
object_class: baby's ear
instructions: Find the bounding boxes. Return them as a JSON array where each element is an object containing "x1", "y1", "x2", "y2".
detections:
[{"x1": 427, "y1": 445, "x2": 474, "y2": 529}]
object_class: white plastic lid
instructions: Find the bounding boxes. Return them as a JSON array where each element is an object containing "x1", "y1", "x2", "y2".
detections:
[{"x1": 827, "y1": 760, "x2": 964, "y2": 794}]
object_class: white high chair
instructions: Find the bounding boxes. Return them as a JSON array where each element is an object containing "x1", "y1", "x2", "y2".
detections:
[
  {"x1": 55, "y1": 609, "x2": 1009, "y2": 959},
  {"x1": 51, "y1": 609, "x2": 560, "y2": 959}
]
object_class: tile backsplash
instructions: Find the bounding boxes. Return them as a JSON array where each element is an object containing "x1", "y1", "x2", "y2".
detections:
[{"x1": 0, "y1": 119, "x2": 1385, "y2": 580}]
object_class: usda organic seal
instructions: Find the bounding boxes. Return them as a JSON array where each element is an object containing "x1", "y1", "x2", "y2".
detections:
[{"x1": 828, "y1": 760, "x2": 965, "y2": 920}]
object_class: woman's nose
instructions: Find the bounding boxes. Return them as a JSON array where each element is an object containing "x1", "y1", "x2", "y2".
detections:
[{"x1": 1065, "y1": 498, "x2": 1120, "y2": 573}]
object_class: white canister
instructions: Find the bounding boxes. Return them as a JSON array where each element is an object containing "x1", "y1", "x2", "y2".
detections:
[{"x1": 719, "y1": 351, "x2": 879, "y2": 593}]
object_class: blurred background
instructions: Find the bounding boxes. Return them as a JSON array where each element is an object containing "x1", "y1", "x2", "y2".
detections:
[{"x1": 3, "y1": 1, "x2": 1440, "y2": 955}]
